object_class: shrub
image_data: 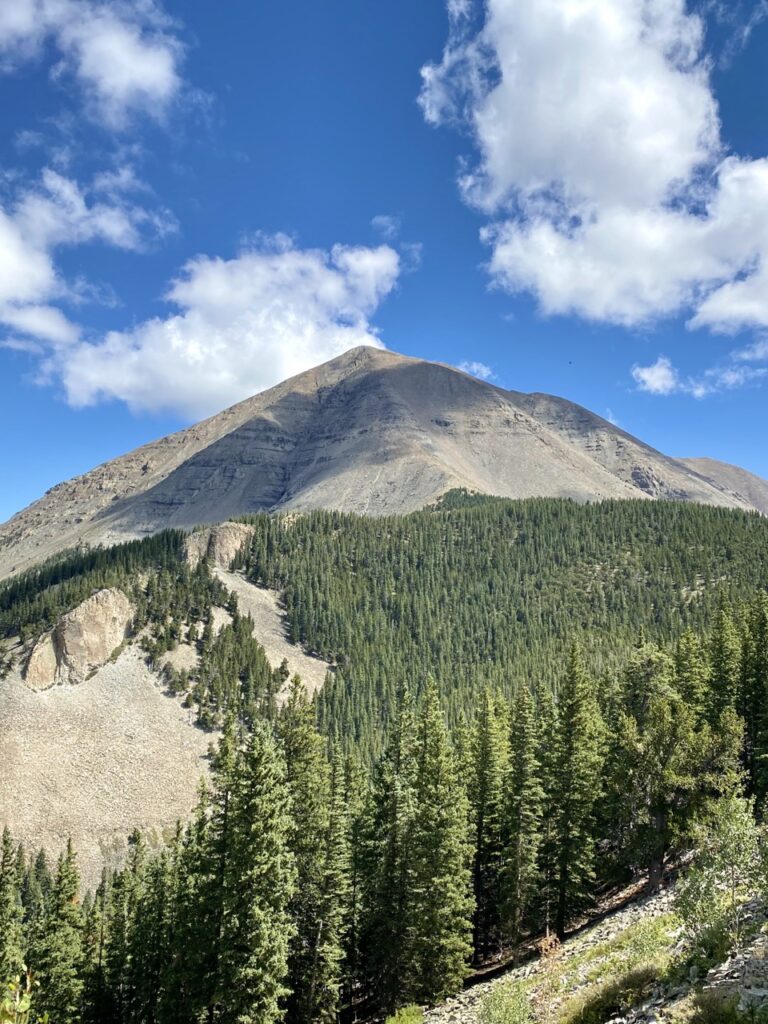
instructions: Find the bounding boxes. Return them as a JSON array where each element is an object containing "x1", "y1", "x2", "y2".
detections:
[
  {"x1": 385, "y1": 1006, "x2": 425, "y2": 1024},
  {"x1": 477, "y1": 980, "x2": 533, "y2": 1024},
  {"x1": 560, "y1": 964, "x2": 659, "y2": 1024},
  {"x1": 688, "y1": 989, "x2": 743, "y2": 1024}
]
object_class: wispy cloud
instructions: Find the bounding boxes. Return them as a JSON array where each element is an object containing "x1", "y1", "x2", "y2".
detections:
[
  {"x1": 632, "y1": 347, "x2": 768, "y2": 398},
  {"x1": 371, "y1": 214, "x2": 401, "y2": 241},
  {"x1": 0, "y1": 0, "x2": 184, "y2": 129},
  {"x1": 458, "y1": 360, "x2": 495, "y2": 380}
]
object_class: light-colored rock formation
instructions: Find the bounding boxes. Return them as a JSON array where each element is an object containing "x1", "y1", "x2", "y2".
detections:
[
  {"x1": 1, "y1": 346, "x2": 766, "y2": 579},
  {"x1": 185, "y1": 522, "x2": 256, "y2": 569},
  {"x1": 24, "y1": 587, "x2": 134, "y2": 688}
]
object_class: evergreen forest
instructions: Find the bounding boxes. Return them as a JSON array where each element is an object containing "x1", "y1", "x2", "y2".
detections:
[{"x1": 2, "y1": 495, "x2": 768, "y2": 1023}]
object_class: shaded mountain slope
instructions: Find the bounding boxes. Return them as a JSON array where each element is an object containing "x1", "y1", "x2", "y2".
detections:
[{"x1": 0, "y1": 346, "x2": 763, "y2": 578}]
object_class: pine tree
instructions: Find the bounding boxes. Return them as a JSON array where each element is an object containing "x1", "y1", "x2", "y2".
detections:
[
  {"x1": 708, "y1": 607, "x2": 742, "y2": 724},
  {"x1": 615, "y1": 645, "x2": 744, "y2": 890},
  {"x1": 218, "y1": 723, "x2": 296, "y2": 1024},
  {"x1": 502, "y1": 686, "x2": 543, "y2": 946},
  {"x1": 359, "y1": 685, "x2": 417, "y2": 1013},
  {"x1": 468, "y1": 689, "x2": 508, "y2": 960},
  {"x1": 279, "y1": 679, "x2": 346, "y2": 1024},
  {"x1": 0, "y1": 829, "x2": 24, "y2": 985},
  {"x1": 554, "y1": 645, "x2": 605, "y2": 937},
  {"x1": 36, "y1": 839, "x2": 85, "y2": 1024},
  {"x1": 408, "y1": 680, "x2": 473, "y2": 1003}
]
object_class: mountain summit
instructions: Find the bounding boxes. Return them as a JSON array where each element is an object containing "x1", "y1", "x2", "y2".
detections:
[{"x1": 1, "y1": 345, "x2": 766, "y2": 578}]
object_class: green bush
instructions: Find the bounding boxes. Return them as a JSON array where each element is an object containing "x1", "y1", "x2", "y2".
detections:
[
  {"x1": 477, "y1": 980, "x2": 533, "y2": 1024},
  {"x1": 560, "y1": 964, "x2": 659, "y2": 1024},
  {"x1": 385, "y1": 1006, "x2": 424, "y2": 1024},
  {"x1": 688, "y1": 989, "x2": 743, "y2": 1024}
]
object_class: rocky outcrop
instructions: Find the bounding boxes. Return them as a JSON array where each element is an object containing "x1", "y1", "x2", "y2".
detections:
[
  {"x1": 184, "y1": 522, "x2": 255, "y2": 569},
  {"x1": 24, "y1": 588, "x2": 134, "y2": 689}
]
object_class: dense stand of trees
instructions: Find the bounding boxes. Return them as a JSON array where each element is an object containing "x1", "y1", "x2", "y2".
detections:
[
  {"x1": 3, "y1": 601, "x2": 768, "y2": 1021},
  {"x1": 2, "y1": 498, "x2": 768, "y2": 1021},
  {"x1": 238, "y1": 497, "x2": 768, "y2": 758}
]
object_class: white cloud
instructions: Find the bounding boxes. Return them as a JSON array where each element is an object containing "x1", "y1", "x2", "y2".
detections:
[
  {"x1": 43, "y1": 237, "x2": 401, "y2": 418},
  {"x1": 458, "y1": 360, "x2": 495, "y2": 380},
  {"x1": 631, "y1": 353, "x2": 768, "y2": 398},
  {"x1": 733, "y1": 337, "x2": 768, "y2": 361},
  {"x1": 371, "y1": 214, "x2": 401, "y2": 240},
  {"x1": 0, "y1": 166, "x2": 175, "y2": 346},
  {"x1": 632, "y1": 356, "x2": 680, "y2": 396},
  {"x1": 0, "y1": 0, "x2": 182, "y2": 127},
  {"x1": 421, "y1": 0, "x2": 768, "y2": 333}
]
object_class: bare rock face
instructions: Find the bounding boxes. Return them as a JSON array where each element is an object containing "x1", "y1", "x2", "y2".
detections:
[
  {"x1": 24, "y1": 588, "x2": 134, "y2": 689},
  {"x1": 185, "y1": 522, "x2": 255, "y2": 569},
  {"x1": 1, "y1": 346, "x2": 766, "y2": 580}
]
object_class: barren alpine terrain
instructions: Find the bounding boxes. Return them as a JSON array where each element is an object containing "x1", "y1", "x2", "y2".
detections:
[{"x1": 1, "y1": 346, "x2": 764, "y2": 579}]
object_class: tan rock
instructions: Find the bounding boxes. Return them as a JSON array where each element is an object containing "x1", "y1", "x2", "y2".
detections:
[
  {"x1": 24, "y1": 588, "x2": 134, "y2": 688},
  {"x1": 185, "y1": 522, "x2": 255, "y2": 569},
  {"x1": 24, "y1": 634, "x2": 59, "y2": 691}
]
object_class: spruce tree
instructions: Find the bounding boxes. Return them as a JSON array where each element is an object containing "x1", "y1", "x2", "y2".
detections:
[
  {"x1": 553, "y1": 644, "x2": 605, "y2": 937},
  {"x1": 502, "y1": 686, "x2": 543, "y2": 946},
  {"x1": 675, "y1": 629, "x2": 708, "y2": 718},
  {"x1": 468, "y1": 689, "x2": 508, "y2": 960},
  {"x1": 0, "y1": 828, "x2": 24, "y2": 985},
  {"x1": 36, "y1": 839, "x2": 85, "y2": 1024},
  {"x1": 279, "y1": 679, "x2": 346, "y2": 1024},
  {"x1": 359, "y1": 685, "x2": 417, "y2": 1013},
  {"x1": 218, "y1": 723, "x2": 296, "y2": 1024},
  {"x1": 535, "y1": 688, "x2": 560, "y2": 937},
  {"x1": 708, "y1": 607, "x2": 742, "y2": 723},
  {"x1": 408, "y1": 680, "x2": 473, "y2": 1003}
]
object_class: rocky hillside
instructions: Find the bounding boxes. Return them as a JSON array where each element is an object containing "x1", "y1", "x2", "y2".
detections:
[
  {"x1": 0, "y1": 524, "x2": 330, "y2": 886},
  {"x1": 427, "y1": 884, "x2": 768, "y2": 1024},
  {"x1": 1, "y1": 347, "x2": 765, "y2": 579}
]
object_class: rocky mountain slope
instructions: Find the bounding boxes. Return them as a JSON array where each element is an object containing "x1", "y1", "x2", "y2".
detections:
[
  {"x1": 0, "y1": 525, "x2": 330, "y2": 885},
  {"x1": 1, "y1": 346, "x2": 764, "y2": 579},
  {"x1": 680, "y1": 457, "x2": 768, "y2": 516}
]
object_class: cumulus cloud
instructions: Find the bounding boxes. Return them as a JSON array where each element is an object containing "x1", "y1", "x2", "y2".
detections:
[
  {"x1": 420, "y1": 0, "x2": 768, "y2": 337},
  {"x1": 631, "y1": 357, "x2": 681, "y2": 396},
  {"x1": 40, "y1": 236, "x2": 401, "y2": 418},
  {"x1": 0, "y1": 167, "x2": 175, "y2": 347},
  {"x1": 0, "y1": 0, "x2": 182, "y2": 127},
  {"x1": 632, "y1": 351, "x2": 768, "y2": 398},
  {"x1": 458, "y1": 360, "x2": 495, "y2": 380}
]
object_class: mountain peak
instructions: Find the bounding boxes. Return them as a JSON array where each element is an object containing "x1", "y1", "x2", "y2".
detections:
[{"x1": 1, "y1": 347, "x2": 765, "y2": 578}]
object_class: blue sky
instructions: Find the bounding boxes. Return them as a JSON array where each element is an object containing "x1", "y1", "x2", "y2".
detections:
[{"x1": 2, "y1": 0, "x2": 768, "y2": 523}]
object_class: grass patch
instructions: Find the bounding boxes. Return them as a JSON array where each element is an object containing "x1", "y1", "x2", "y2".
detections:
[
  {"x1": 559, "y1": 964, "x2": 659, "y2": 1024},
  {"x1": 477, "y1": 981, "x2": 533, "y2": 1024},
  {"x1": 535, "y1": 913, "x2": 680, "y2": 1024},
  {"x1": 668, "y1": 990, "x2": 744, "y2": 1024},
  {"x1": 385, "y1": 1006, "x2": 424, "y2": 1024}
]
